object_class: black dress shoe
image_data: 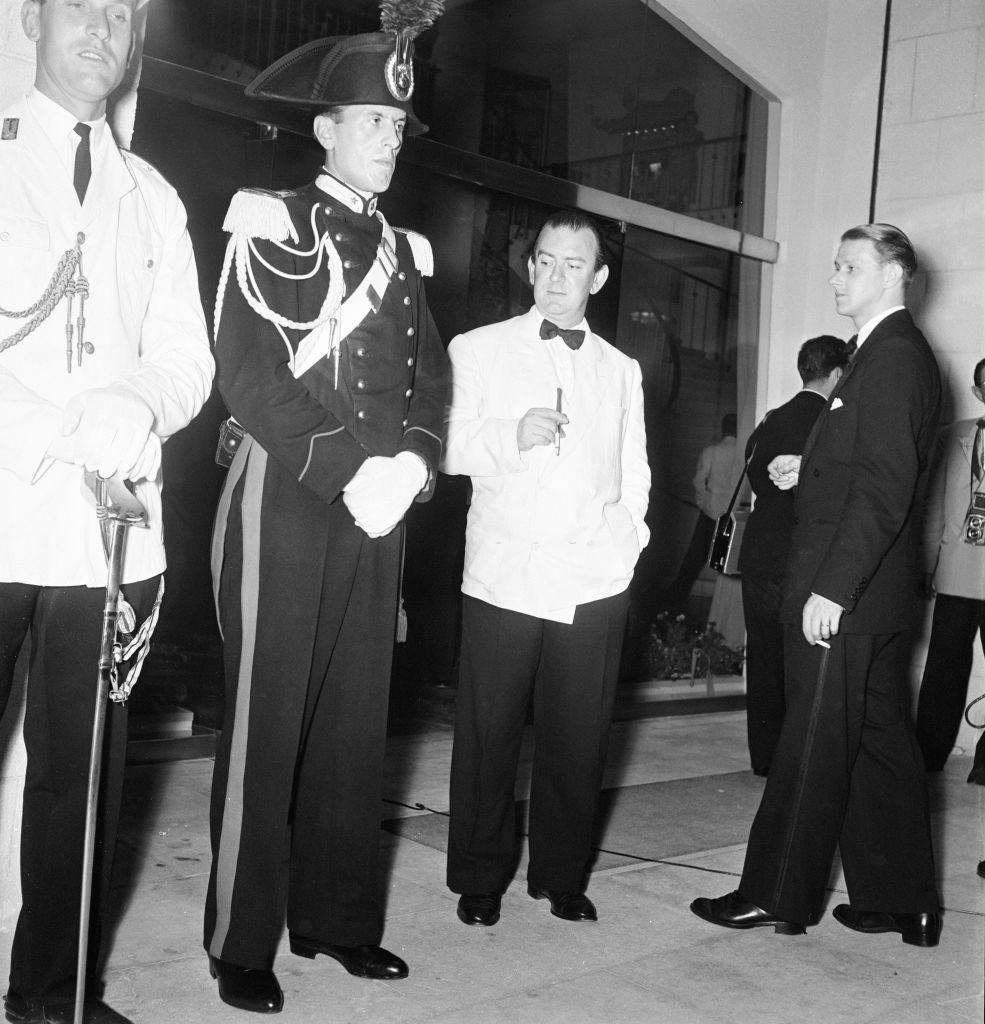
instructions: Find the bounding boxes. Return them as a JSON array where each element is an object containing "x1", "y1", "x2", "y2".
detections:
[
  {"x1": 4, "y1": 990, "x2": 132, "y2": 1024},
  {"x1": 457, "y1": 892, "x2": 501, "y2": 926},
  {"x1": 832, "y1": 904, "x2": 942, "y2": 947},
  {"x1": 527, "y1": 885, "x2": 597, "y2": 922},
  {"x1": 977, "y1": 859, "x2": 985, "y2": 879},
  {"x1": 208, "y1": 956, "x2": 283, "y2": 1013},
  {"x1": 288, "y1": 935, "x2": 408, "y2": 979},
  {"x1": 689, "y1": 891, "x2": 805, "y2": 935}
]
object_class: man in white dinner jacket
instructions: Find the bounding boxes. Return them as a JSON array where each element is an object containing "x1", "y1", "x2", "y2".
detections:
[
  {"x1": 0, "y1": 2, "x2": 213, "y2": 1021},
  {"x1": 442, "y1": 209, "x2": 650, "y2": 928}
]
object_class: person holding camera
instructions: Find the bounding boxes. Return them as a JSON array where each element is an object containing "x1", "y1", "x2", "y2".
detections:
[{"x1": 915, "y1": 356, "x2": 985, "y2": 782}]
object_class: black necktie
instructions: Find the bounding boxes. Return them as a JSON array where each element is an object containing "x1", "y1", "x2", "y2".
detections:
[
  {"x1": 73, "y1": 123, "x2": 91, "y2": 204},
  {"x1": 846, "y1": 334, "x2": 858, "y2": 358},
  {"x1": 540, "y1": 319, "x2": 585, "y2": 350}
]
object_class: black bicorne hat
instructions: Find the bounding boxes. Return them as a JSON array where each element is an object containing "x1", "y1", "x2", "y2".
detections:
[{"x1": 245, "y1": 1, "x2": 444, "y2": 137}]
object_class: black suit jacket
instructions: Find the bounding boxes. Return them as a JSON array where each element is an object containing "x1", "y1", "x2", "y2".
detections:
[
  {"x1": 739, "y1": 389, "x2": 827, "y2": 579},
  {"x1": 781, "y1": 309, "x2": 942, "y2": 633}
]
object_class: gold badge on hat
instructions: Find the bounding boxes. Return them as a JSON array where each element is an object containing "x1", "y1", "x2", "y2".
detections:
[{"x1": 380, "y1": 0, "x2": 444, "y2": 102}]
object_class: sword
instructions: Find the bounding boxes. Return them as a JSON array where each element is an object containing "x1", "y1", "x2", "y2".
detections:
[{"x1": 75, "y1": 473, "x2": 147, "y2": 1024}]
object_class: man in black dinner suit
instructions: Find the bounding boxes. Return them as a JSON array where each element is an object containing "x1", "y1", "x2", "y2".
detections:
[
  {"x1": 739, "y1": 335, "x2": 848, "y2": 776},
  {"x1": 692, "y1": 223, "x2": 943, "y2": 947}
]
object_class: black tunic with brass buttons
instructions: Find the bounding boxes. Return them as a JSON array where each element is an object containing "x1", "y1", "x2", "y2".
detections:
[
  {"x1": 205, "y1": 179, "x2": 449, "y2": 964},
  {"x1": 215, "y1": 180, "x2": 448, "y2": 505}
]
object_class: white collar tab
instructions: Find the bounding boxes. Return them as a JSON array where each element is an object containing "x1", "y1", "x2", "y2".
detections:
[{"x1": 316, "y1": 171, "x2": 378, "y2": 216}]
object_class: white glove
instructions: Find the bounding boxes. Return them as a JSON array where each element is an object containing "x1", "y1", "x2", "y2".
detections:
[
  {"x1": 128, "y1": 433, "x2": 163, "y2": 482},
  {"x1": 50, "y1": 385, "x2": 156, "y2": 481},
  {"x1": 343, "y1": 452, "x2": 427, "y2": 538}
]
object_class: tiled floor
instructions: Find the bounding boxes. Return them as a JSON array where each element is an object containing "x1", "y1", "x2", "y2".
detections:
[{"x1": 5, "y1": 709, "x2": 984, "y2": 1023}]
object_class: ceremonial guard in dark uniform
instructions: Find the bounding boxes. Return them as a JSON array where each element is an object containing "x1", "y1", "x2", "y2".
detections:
[{"x1": 205, "y1": 2, "x2": 448, "y2": 1014}]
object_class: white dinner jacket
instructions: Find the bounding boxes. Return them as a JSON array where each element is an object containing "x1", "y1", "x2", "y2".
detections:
[
  {"x1": 443, "y1": 306, "x2": 650, "y2": 623},
  {"x1": 0, "y1": 92, "x2": 213, "y2": 586}
]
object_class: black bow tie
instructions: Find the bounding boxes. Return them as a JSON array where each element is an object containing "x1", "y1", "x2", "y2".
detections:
[{"x1": 540, "y1": 319, "x2": 585, "y2": 350}]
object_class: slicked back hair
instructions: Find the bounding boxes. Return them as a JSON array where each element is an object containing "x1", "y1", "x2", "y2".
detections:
[{"x1": 841, "y1": 223, "x2": 917, "y2": 287}]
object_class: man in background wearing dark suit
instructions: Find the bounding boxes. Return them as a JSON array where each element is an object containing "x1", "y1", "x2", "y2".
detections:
[
  {"x1": 692, "y1": 223, "x2": 943, "y2": 947},
  {"x1": 739, "y1": 335, "x2": 848, "y2": 776}
]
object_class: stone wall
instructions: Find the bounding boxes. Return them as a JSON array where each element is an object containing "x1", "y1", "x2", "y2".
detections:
[{"x1": 879, "y1": 0, "x2": 985, "y2": 754}]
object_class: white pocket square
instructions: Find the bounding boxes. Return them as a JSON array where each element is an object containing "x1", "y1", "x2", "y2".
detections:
[{"x1": 831, "y1": 398, "x2": 844, "y2": 410}]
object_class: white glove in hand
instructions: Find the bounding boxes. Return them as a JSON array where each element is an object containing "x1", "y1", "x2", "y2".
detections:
[
  {"x1": 51, "y1": 385, "x2": 156, "y2": 481},
  {"x1": 343, "y1": 452, "x2": 427, "y2": 538}
]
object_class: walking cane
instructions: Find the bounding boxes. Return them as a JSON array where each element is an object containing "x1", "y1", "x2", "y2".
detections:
[{"x1": 75, "y1": 473, "x2": 147, "y2": 1024}]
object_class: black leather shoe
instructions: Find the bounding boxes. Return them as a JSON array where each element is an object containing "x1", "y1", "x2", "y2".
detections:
[
  {"x1": 977, "y1": 860, "x2": 985, "y2": 879},
  {"x1": 208, "y1": 956, "x2": 283, "y2": 1013},
  {"x1": 689, "y1": 891, "x2": 805, "y2": 935},
  {"x1": 832, "y1": 904, "x2": 942, "y2": 947},
  {"x1": 527, "y1": 885, "x2": 597, "y2": 922},
  {"x1": 457, "y1": 892, "x2": 501, "y2": 926},
  {"x1": 4, "y1": 990, "x2": 132, "y2": 1024},
  {"x1": 288, "y1": 936, "x2": 408, "y2": 980}
]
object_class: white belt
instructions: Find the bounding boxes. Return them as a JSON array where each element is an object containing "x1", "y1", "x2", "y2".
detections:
[{"x1": 293, "y1": 217, "x2": 400, "y2": 380}]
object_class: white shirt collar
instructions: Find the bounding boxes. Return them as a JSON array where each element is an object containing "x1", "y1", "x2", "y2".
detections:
[
  {"x1": 316, "y1": 171, "x2": 378, "y2": 216},
  {"x1": 856, "y1": 305, "x2": 905, "y2": 349},
  {"x1": 28, "y1": 88, "x2": 106, "y2": 173}
]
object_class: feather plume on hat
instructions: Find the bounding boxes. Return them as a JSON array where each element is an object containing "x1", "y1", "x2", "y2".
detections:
[
  {"x1": 378, "y1": 0, "x2": 443, "y2": 103},
  {"x1": 379, "y1": 0, "x2": 446, "y2": 40}
]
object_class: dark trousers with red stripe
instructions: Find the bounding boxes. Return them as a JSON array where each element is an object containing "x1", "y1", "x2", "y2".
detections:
[
  {"x1": 739, "y1": 627, "x2": 939, "y2": 925},
  {"x1": 447, "y1": 590, "x2": 630, "y2": 896},
  {"x1": 0, "y1": 577, "x2": 159, "y2": 999},
  {"x1": 204, "y1": 501, "x2": 401, "y2": 970}
]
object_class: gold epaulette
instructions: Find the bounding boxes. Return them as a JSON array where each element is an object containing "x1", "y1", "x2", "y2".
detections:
[
  {"x1": 222, "y1": 188, "x2": 299, "y2": 244},
  {"x1": 394, "y1": 228, "x2": 434, "y2": 277}
]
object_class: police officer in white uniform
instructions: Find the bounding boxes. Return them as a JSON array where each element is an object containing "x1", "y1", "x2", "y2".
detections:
[{"x1": 0, "y1": 3, "x2": 213, "y2": 1022}]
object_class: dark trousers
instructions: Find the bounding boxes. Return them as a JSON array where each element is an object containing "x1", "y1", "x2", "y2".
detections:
[
  {"x1": 205, "y1": 508, "x2": 401, "y2": 970},
  {"x1": 739, "y1": 628, "x2": 939, "y2": 925},
  {"x1": 0, "y1": 577, "x2": 159, "y2": 998},
  {"x1": 447, "y1": 590, "x2": 630, "y2": 896},
  {"x1": 915, "y1": 593, "x2": 985, "y2": 772},
  {"x1": 740, "y1": 573, "x2": 786, "y2": 774},
  {"x1": 663, "y1": 513, "x2": 715, "y2": 611}
]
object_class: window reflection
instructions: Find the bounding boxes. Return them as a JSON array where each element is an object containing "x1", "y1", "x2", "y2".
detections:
[
  {"x1": 147, "y1": 0, "x2": 768, "y2": 235},
  {"x1": 136, "y1": 0, "x2": 769, "y2": 711}
]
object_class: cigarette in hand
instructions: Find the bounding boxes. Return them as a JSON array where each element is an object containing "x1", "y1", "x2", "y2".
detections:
[{"x1": 555, "y1": 388, "x2": 562, "y2": 456}]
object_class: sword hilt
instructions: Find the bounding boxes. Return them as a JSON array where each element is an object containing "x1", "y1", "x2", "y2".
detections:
[{"x1": 84, "y1": 471, "x2": 148, "y2": 528}]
